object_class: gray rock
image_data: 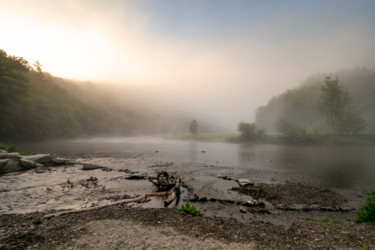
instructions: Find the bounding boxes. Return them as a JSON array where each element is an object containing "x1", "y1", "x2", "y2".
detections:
[
  {"x1": 52, "y1": 158, "x2": 74, "y2": 166},
  {"x1": 0, "y1": 152, "x2": 21, "y2": 159},
  {"x1": 4, "y1": 157, "x2": 21, "y2": 173},
  {"x1": 35, "y1": 166, "x2": 46, "y2": 173},
  {"x1": 240, "y1": 206, "x2": 247, "y2": 213},
  {"x1": 0, "y1": 149, "x2": 7, "y2": 153},
  {"x1": 82, "y1": 164, "x2": 112, "y2": 172},
  {"x1": 237, "y1": 178, "x2": 254, "y2": 186},
  {"x1": 22, "y1": 154, "x2": 53, "y2": 164},
  {"x1": 0, "y1": 159, "x2": 8, "y2": 167}
]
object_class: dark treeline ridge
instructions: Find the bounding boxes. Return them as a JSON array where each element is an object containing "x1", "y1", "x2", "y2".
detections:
[
  {"x1": 255, "y1": 68, "x2": 375, "y2": 135},
  {"x1": 0, "y1": 50, "x2": 187, "y2": 142}
]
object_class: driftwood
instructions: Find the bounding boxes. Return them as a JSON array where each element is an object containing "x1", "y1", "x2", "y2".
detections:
[
  {"x1": 43, "y1": 182, "x2": 180, "y2": 219},
  {"x1": 164, "y1": 182, "x2": 180, "y2": 206},
  {"x1": 148, "y1": 170, "x2": 179, "y2": 191}
]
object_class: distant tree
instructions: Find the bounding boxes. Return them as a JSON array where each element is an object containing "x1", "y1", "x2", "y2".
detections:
[
  {"x1": 33, "y1": 60, "x2": 42, "y2": 73},
  {"x1": 237, "y1": 122, "x2": 265, "y2": 141},
  {"x1": 189, "y1": 120, "x2": 198, "y2": 135},
  {"x1": 318, "y1": 76, "x2": 366, "y2": 135}
]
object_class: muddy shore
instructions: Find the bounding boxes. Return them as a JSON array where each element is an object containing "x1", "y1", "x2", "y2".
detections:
[{"x1": 1, "y1": 153, "x2": 374, "y2": 249}]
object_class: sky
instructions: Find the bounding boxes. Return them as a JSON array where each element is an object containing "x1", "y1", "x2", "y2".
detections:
[{"x1": 1, "y1": 0, "x2": 375, "y2": 131}]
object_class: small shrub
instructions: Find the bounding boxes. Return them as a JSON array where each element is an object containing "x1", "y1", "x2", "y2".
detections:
[
  {"x1": 237, "y1": 122, "x2": 265, "y2": 142},
  {"x1": 0, "y1": 143, "x2": 18, "y2": 152},
  {"x1": 7, "y1": 146, "x2": 18, "y2": 152},
  {"x1": 178, "y1": 202, "x2": 201, "y2": 217},
  {"x1": 361, "y1": 244, "x2": 370, "y2": 250},
  {"x1": 278, "y1": 118, "x2": 317, "y2": 143},
  {"x1": 21, "y1": 161, "x2": 38, "y2": 171},
  {"x1": 356, "y1": 189, "x2": 375, "y2": 223}
]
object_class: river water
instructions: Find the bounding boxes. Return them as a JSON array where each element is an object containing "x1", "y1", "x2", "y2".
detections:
[{"x1": 17, "y1": 136, "x2": 375, "y2": 191}]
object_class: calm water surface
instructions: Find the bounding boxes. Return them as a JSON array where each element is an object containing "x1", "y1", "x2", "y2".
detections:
[{"x1": 18, "y1": 137, "x2": 375, "y2": 191}]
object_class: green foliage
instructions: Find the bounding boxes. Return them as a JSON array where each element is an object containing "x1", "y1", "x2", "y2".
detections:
[
  {"x1": 189, "y1": 120, "x2": 198, "y2": 135},
  {"x1": 0, "y1": 143, "x2": 18, "y2": 152},
  {"x1": 0, "y1": 49, "x2": 147, "y2": 141},
  {"x1": 319, "y1": 76, "x2": 366, "y2": 135},
  {"x1": 361, "y1": 244, "x2": 370, "y2": 250},
  {"x1": 355, "y1": 189, "x2": 375, "y2": 223},
  {"x1": 278, "y1": 119, "x2": 316, "y2": 143},
  {"x1": 178, "y1": 202, "x2": 201, "y2": 217},
  {"x1": 237, "y1": 122, "x2": 265, "y2": 141},
  {"x1": 20, "y1": 161, "x2": 38, "y2": 170},
  {"x1": 255, "y1": 69, "x2": 375, "y2": 134}
]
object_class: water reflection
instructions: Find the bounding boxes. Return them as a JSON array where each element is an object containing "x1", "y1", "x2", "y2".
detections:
[
  {"x1": 188, "y1": 141, "x2": 198, "y2": 162},
  {"x1": 318, "y1": 161, "x2": 362, "y2": 189},
  {"x1": 17, "y1": 137, "x2": 375, "y2": 190}
]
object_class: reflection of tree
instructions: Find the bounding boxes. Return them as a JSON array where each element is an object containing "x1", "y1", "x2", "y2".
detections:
[
  {"x1": 238, "y1": 144, "x2": 256, "y2": 164},
  {"x1": 320, "y1": 161, "x2": 362, "y2": 189},
  {"x1": 188, "y1": 141, "x2": 198, "y2": 162}
]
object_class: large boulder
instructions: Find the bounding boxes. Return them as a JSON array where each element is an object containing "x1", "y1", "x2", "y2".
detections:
[
  {"x1": 22, "y1": 154, "x2": 53, "y2": 164},
  {"x1": 0, "y1": 159, "x2": 9, "y2": 168},
  {"x1": 0, "y1": 157, "x2": 21, "y2": 174},
  {"x1": 0, "y1": 152, "x2": 21, "y2": 159}
]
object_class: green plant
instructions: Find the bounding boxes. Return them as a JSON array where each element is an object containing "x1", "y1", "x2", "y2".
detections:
[
  {"x1": 0, "y1": 143, "x2": 18, "y2": 152},
  {"x1": 237, "y1": 122, "x2": 265, "y2": 141},
  {"x1": 178, "y1": 202, "x2": 201, "y2": 217},
  {"x1": 20, "y1": 161, "x2": 38, "y2": 170},
  {"x1": 356, "y1": 189, "x2": 375, "y2": 223},
  {"x1": 361, "y1": 244, "x2": 370, "y2": 250}
]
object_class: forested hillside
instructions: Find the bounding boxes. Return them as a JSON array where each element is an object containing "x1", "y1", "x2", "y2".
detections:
[
  {"x1": 255, "y1": 68, "x2": 375, "y2": 134},
  {"x1": 0, "y1": 50, "x2": 189, "y2": 142}
]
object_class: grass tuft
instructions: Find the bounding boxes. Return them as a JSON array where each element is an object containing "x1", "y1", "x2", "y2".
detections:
[
  {"x1": 178, "y1": 202, "x2": 201, "y2": 217},
  {"x1": 356, "y1": 189, "x2": 375, "y2": 223}
]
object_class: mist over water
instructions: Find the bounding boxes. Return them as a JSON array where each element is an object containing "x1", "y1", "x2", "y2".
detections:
[
  {"x1": 18, "y1": 137, "x2": 375, "y2": 191},
  {"x1": 2, "y1": 1, "x2": 375, "y2": 131}
]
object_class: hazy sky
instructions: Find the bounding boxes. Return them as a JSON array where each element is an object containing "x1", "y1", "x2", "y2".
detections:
[{"x1": 1, "y1": 0, "x2": 375, "y2": 130}]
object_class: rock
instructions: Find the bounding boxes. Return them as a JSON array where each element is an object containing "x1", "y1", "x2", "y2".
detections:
[
  {"x1": 0, "y1": 157, "x2": 22, "y2": 174},
  {"x1": 0, "y1": 152, "x2": 21, "y2": 159},
  {"x1": 237, "y1": 178, "x2": 254, "y2": 186},
  {"x1": 189, "y1": 192, "x2": 199, "y2": 201},
  {"x1": 240, "y1": 206, "x2": 247, "y2": 213},
  {"x1": 217, "y1": 175, "x2": 232, "y2": 181},
  {"x1": 79, "y1": 177, "x2": 98, "y2": 188},
  {"x1": 246, "y1": 200, "x2": 254, "y2": 206},
  {"x1": 0, "y1": 159, "x2": 9, "y2": 167},
  {"x1": 22, "y1": 154, "x2": 53, "y2": 164},
  {"x1": 52, "y1": 158, "x2": 74, "y2": 166},
  {"x1": 82, "y1": 164, "x2": 112, "y2": 171},
  {"x1": 0, "y1": 149, "x2": 8, "y2": 153},
  {"x1": 198, "y1": 196, "x2": 208, "y2": 202},
  {"x1": 35, "y1": 166, "x2": 46, "y2": 173}
]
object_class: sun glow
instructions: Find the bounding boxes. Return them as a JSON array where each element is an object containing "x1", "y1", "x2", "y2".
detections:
[{"x1": 0, "y1": 9, "x2": 140, "y2": 82}]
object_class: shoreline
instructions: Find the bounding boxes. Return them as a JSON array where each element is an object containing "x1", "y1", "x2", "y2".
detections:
[{"x1": 0, "y1": 153, "x2": 374, "y2": 248}]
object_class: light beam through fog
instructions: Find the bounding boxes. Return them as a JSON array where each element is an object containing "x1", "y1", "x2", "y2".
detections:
[{"x1": 1, "y1": 0, "x2": 375, "y2": 130}]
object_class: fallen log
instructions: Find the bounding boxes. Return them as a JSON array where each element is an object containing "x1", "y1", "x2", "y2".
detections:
[{"x1": 43, "y1": 183, "x2": 180, "y2": 219}]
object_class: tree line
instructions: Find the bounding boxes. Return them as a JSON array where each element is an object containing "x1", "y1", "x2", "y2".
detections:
[{"x1": 238, "y1": 69, "x2": 374, "y2": 142}]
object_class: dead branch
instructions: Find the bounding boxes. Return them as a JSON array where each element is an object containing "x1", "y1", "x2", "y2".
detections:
[
  {"x1": 43, "y1": 183, "x2": 180, "y2": 219},
  {"x1": 164, "y1": 182, "x2": 180, "y2": 207}
]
